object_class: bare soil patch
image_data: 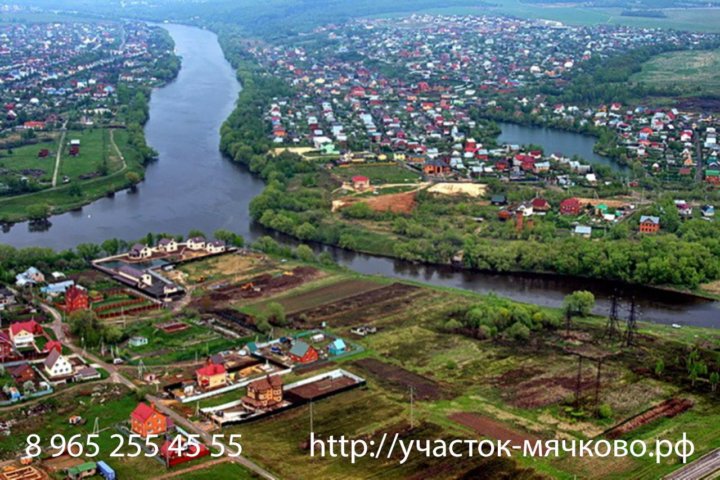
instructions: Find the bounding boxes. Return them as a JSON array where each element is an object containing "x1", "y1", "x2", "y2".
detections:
[
  {"x1": 352, "y1": 358, "x2": 449, "y2": 400},
  {"x1": 288, "y1": 283, "x2": 422, "y2": 328},
  {"x1": 604, "y1": 397, "x2": 693, "y2": 439},
  {"x1": 450, "y1": 412, "x2": 540, "y2": 449}
]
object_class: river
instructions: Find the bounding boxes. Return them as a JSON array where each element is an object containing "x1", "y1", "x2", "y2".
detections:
[{"x1": 0, "y1": 24, "x2": 717, "y2": 327}]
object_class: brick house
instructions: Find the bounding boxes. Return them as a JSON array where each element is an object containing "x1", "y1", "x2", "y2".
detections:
[
  {"x1": 64, "y1": 285, "x2": 89, "y2": 313},
  {"x1": 638, "y1": 215, "x2": 660, "y2": 234},
  {"x1": 130, "y1": 402, "x2": 168, "y2": 438},
  {"x1": 560, "y1": 197, "x2": 582, "y2": 216},
  {"x1": 242, "y1": 375, "x2": 283, "y2": 409}
]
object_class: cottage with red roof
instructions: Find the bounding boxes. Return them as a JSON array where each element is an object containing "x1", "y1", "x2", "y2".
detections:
[
  {"x1": 531, "y1": 197, "x2": 550, "y2": 212},
  {"x1": 560, "y1": 198, "x2": 582, "y2": 216},
  {"x1": 131, "y1": 402, "x2": 168, "y2": 437},
  {"x1": 352, "y1": 175, "x2": 370, "y2": 191},
  {"x1": 196, "y1": 362, "x2": 227, "y2": 391},
  {"x1": 9, "y1": 320, "x2": 42, "y2": 348}
]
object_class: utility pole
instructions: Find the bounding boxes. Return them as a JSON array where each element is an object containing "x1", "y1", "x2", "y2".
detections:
[
  {"x1": 594, "y1": 359, "x2": 604, "y2": 412},
  {"x1": 309, "y1": 401, "x2": 314, "y2": 434},
  {"x1": 574, "y1": 354, "x2": 583, "y2": 407},
  {"x1": 409, "y1": 386, "x2": 415, "y2": 429},
  {"x1": 605, "y1": 292, "x2": 620, "y2": 340},
  {"x1": 625, "y1": 297, "x2": 638, "y2": 347}
]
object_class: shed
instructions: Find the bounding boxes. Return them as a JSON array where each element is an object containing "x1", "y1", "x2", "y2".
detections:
[
  {"x1": 97, "y1": 460, "x2": 116, "y2": 480},
  {"x1": 329, "y1": 338, "x2": 347, "y2": 356}
]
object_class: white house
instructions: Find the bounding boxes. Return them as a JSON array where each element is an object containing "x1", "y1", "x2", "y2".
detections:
[
  {"x1": 206, "y1": 240, "x2": 226, "y2": 254},
  {"x1": 117, "y1": 266, "x2": 153, "y2": 286},
  {"x1": 187, "y1": 236, "x2": 206, "y2": 251},
  {"x1": 44, "y1": 350, "x2": 73, "y2": 379},
  {"x1": 157, "y1": 238, "x2": 178, "y2": 253},
  {"x1": 9, "y1": 321, "x2": 40, "y2": 348},
  {"x1": 129, "y1": 243, "x2": 153, "y2": 259}
]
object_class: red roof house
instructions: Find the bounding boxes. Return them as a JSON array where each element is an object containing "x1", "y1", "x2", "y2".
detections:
[
  {"x1": 130, "y1": 402, "x2": 168, "y2": 438},
  {"x1": 560, "y1": 198, "x2": 582, "y2": 216}
]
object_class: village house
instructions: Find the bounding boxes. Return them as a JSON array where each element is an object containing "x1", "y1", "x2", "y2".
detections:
[
  {"x1": 242, "y1": 375, "x2": 283, "y2": 409},
  {"x1": 531, "y1": 197, "x2": 550, "y2": 213},
  {"x1": 0, "y1": 287, "x2": 15, "y2": 309},
  {"x1": 157, "y1": 238, "x2": 179, "y2": 253},
  {"x1": 352, "y1": 175, "x2": 371, "y2": 191},
  {"x1": 129, "y1": 336, "x2": 148, "y2": 347},
  {"x1": 289, "y1": 340, "x2": 319, "y2": 364},
  {"x1": 560, "y1": 197, "x2": 582, "y2": 216},
  {"x1": 638, "y1": 215, "x2": 660, "y2": 234},
  {"x1": 9, "y1": 320, "x2": 42, "y2": 348},
  {"x1": 129, "y1": 243, "x2": 153, "y2": 260},
  {"x1": 43, "y1": 349, "x2": 73, "y2": 380},
  {"x1": 10, "y1": 363, "x2": 35, "y2": 384},
  {"x1": 187, "y1": 236, "x2": 207, "y2": 251},
  {"x1": 206, "y1": 240, "x2": 227, "y2": 254},
  {"x1": 196, "y1": 362, "x2": 228, "y2": 391},
  {"x1": 15, "y1": 267, "x2": 45, "y2": 287},
  {"x1": 329, "y1": 338, "x2": 347, "y2": 356},
  {"x1": 117, "y1": 265, "x2": 153, "y2": 287},
  {"x1": 130, "y1": 402, "x2": 169, "y2": 438},
  {"x1": 63, "y1": 285, "x2": 89, "y2": 313}
]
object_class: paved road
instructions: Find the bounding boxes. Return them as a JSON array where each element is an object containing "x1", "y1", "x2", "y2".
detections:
[{"x1": 666, "y1": 449, "x2": 720, "y2": 480}]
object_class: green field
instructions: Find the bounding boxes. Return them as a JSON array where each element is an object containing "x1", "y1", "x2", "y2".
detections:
[
  {"x1": 0, "y1": 128, "x2": 142, "y2": 222},
  {"x1": 60, "y1": 129, "x2": 122, "y2": 181},
  {"x1": 631, "y1": 49, "x2": 720, "y2": 96},
  {"x1": 0, "y1": 137, "x2": 58, "y2": 183}
]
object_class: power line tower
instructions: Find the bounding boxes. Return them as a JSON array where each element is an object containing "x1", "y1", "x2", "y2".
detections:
[
  {"x1": 92, "y1": 417, "x2": 100, "y2": 435},
  {"x1": 624, "y1": 297, "x2": 638, "y2": 347},
  {"x1": 605, "y1": 292, "x2": 621, "y2": 340}
]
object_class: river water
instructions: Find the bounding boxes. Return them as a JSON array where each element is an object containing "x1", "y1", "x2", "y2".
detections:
[{"x1": 0, "y1": 24, "x2": 717, "y2": 327}]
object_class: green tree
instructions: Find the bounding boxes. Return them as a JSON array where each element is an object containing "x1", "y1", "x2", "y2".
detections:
[
  {"x1": 266, "y1": 302, "x2": 287, "y2": 326},
  {"x1": 27, "y1": 203, "x2": 51, "y2": 221},
  {"x1": 126, "y1": 171, "x2": 141, "y2": 185}
]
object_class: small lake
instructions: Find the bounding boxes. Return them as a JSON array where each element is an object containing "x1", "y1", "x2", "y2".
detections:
[{"x1": 497, "y1": 121, "x2": 627, "y2": 172}]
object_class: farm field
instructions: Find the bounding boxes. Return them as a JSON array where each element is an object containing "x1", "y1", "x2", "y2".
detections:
[
  {"x1": 631, "y1": 49, "x2": 720, "y2": 97},
  {"x1": 172, "y1": 253, "x2": 720, "y2": 479}
]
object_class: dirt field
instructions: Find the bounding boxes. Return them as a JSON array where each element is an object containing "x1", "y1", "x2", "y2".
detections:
[
  {"x1": 449, "y1": 412, "x2": 540, "y2": 449},
  {"x1": 270, "y1": 278, "x2": 383, "y2": 313},
  {"x1": 192, "y1": 266, "x2": 320, "y2": 308},
  {"x1": 494, "y1": 366, "x2": 606, "y2": 409},
  {"x1": 287, "y1": 283, "x2": 422, "y2": 328},
  {"x1": 428, "y1": 183, "x2": 486, "y2": 197},
  {"x1": 352, "y1": 358, "x2": 449, "y2": 400},
  {"x1": 337, "y1": 191, "x2": 417, "y2": 214},
  {"x1": 604, "y1": 398, "x2": 693, "y2": 439}
]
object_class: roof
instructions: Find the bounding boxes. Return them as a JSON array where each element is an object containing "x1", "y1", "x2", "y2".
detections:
[
  {"x1": 640, "y1": 215, "x2": 660, "y2": 224},
  {"x1": 574, "y1": 226, "x2": 592, "y2": 235},
  {"x1": 330, "y1": 338, "x2": 347, "y2": 350},
  {"x1": 352, "y1": 175, "x2": 369, "y2": 182},
  {"x1": 68, "y1": 462, "x2": 96, "y2": 475},
  {"x1": 117, "y1": 265, "x2": 144, "y2": 280},
  {"x1": 249, "y1": 374, "x2": 283, "y2": 391},
  {"x1": 10, "y1": 320, "x2": 40, "y2": 336},
  {"x1": 196, "y1": 363, "x2": 226, "y2": 377},
  {"x1": 44, "y1": 349, "x2": 63, "y2": 369},
  {"x1": 131, "y1": 402, "x2": 159, "y2": 423},
  {"x1": 44, "y1": 340, "x2": 63, "y2": 353},
  {"x1": 289, "y1": 340, "x2": 312, "y2": 358}
]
